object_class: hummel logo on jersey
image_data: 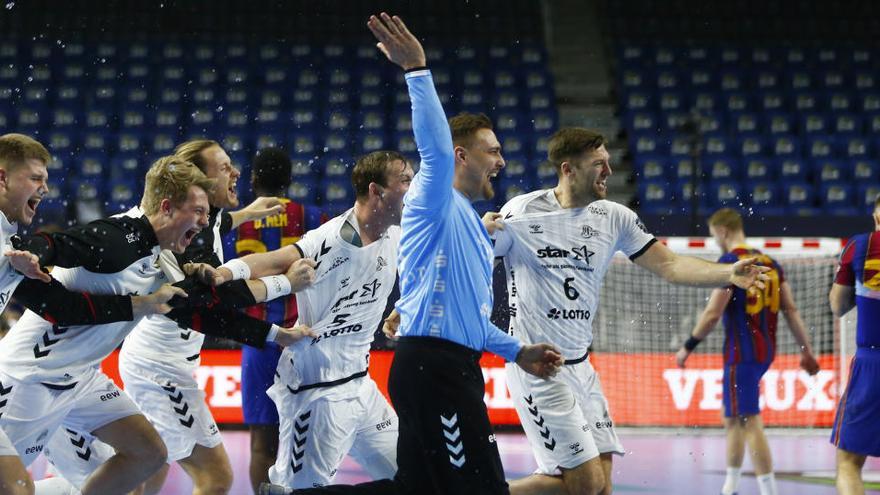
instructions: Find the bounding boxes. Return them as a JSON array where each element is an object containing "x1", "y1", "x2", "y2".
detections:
[
  {"x1": 0, "y1": 290, "x2": 9, "y2": 306},
  {"x1": 546, "y1": 308, "x2": 592, "y2": 320},
  {"x1": 360, "y1": 279, "x2": 381, "y2": 298},
  {"x1": 581, "y1": 225, "x2": 599, "y2": 238},
  {"x1": 528, "y1": 224, "x2": 543, "y2": 234},
  {"x1": 313, "y1": 240, "x2": 333, "y2": 269},
  {"x1": 569, "y1": 442, "x2": 585, "y2": 455},
  {"x1": 339, "y1": 277, "x2": 351, "y2": 288}
]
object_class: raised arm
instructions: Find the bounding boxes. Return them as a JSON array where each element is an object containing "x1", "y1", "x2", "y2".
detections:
[
  {"x1": 368, "y1": 13, "x2": 455, "y2": 209},
  {"x1": 634, "y1": 242, "x2": 769, "y2": 290},
  {"x1": 779, "y1": 281, "x2": 820, "y2": 374},
  {"x1": 675, "y1": 287, "x2": 731, "y2": 367},
  {"x1": 228, "y1": 197, "x2": 284, "y2": 229}
]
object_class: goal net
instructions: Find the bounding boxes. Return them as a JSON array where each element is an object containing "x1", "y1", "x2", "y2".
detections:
[{"x1": 591, "y1": 237, "x2": 844, "y2": 428}]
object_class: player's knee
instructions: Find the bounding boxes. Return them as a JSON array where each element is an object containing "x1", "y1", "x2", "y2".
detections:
[
  {"x1": 203, "y1": 462, "x2": 234, "y2": 494},
  {"x1": 563, "y1": 463, "x2": 606, "y2": 495},
  {"x1": 123, "y1": 431, "x2": 167, "y2": 473}
]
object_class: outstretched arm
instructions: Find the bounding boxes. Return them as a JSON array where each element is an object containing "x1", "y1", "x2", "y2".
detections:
[
  {"x1": 228, "y1": 197, "x2": 284, "y2": 229},
  {"x1": 779, "y1": 281, "x2": 819, "y2": 374},
  {"x1": 368, "y1": 13, "x2": 455, "y2": 210},
  {"x1": 634, "y1": 242, "x2": 769, "y2": 289},
  {"x1": 675, "y1": 287, "x2": 731, "y2": 367}
]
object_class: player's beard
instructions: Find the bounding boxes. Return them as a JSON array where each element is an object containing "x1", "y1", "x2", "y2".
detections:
[{"x1": 481, "y1": 177, "x2": 495, "y2": 201}]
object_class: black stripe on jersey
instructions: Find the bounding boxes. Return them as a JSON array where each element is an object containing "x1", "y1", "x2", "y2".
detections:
[
  {"x1": 629, "y1": 237, "x2": 658, "y2": 261},
  {"x1": 15, "y1": 215, "x2": 158, "y2": 273}
]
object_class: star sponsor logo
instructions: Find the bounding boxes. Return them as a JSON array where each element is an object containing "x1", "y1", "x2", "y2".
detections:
[
  {"x1": 339, "y1": 276, "x2": 351, "y2": 288},
  {"x1": 536, "y1": 245, "x2": 595, "y2": 265},
  {"x1": 570, "y1": 246, "x2": 595, "y2": 265}
]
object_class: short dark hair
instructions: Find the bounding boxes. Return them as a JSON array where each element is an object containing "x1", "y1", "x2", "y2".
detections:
[
  {"x1": 449, "y1": 112, "x2": 493, "y2": 148},
  {"x1": 351, "y1": 150, "x2": 407, "y2": 200},
  {"x1": 251, "y1": 147, "x2": 292, "y2": 195},
  {"x1": 548, "y1": 128, "x2": 607, "y2": 175}
]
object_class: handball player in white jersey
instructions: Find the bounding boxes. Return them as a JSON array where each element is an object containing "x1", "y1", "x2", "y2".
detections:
[
  {"x1": 491, "y1": 128, "x2": 771, "y2": 495},
  {"x1": 191, "y1": 150, "x2": 412, "y2": 492}
]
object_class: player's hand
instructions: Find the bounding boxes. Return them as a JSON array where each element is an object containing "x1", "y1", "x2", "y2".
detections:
[
  {"x1": 242, "y1": 196, "x2": 284, "y2": 221},
  {"x1": 183, "y1": 262, "x2": 231, "y2": 286},
  {"x1": 382, "y1": 309, "x2": 400, "y2": 340},
  {"x1": 516, "y1": 343, "x2": 564, "y2": 379},
  {"x1": 131, "y1": 283, "x2": 188, "y2": 317},
  {"x1": 675, "y1": 347, "x2": 691, "y2": 368},
  {"x1": 367, "y1": 13, "x2": 426, "y2": 71},
  {"x1": 274, "y1": 325, "x2": 317, "y2": 346},
  {"x1": 729, "y1": 257, "x2": 770, "y2": 290},
  {"x1": 6, "y1": 250, "x2": 50, "y2": 282},
  {"x1": 800, "y1": 352, "x2": 820, "y2": 375},
  {"x1": 286, "y1": 258, "x2": 317, "y2": 292},
  {"x1": 482, "y1": 212, "x2": 504, "y2": 236}
]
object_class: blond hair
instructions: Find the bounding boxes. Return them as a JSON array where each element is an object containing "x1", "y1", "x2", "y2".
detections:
[
  {"x1": 708, "y1": 208, "x2": 744, "y2": 232},
  {"x1": 0, "y1": 133, "x2": 51, "y2": 172},
  {"x1": 173, "y1": 139, "x2": 220, "y2": 173},
  {"x1": 141, "y1": 155, "x2": 216, "y2": 215}
]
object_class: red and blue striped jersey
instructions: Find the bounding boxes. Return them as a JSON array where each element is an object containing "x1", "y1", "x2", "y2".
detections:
[
  {"x1": 720, "y1": 246, "x2": 786, "y2": 365},
  {"x1": 835, "y1": 231, "x2": 880, "y2": 348},
  {"x1": 234, "y1": 198, "x2": 325, "y2": 327}
]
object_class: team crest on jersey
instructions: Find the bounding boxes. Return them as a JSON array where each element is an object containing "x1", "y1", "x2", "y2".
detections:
[
  {"x1": 376, "y1": 256, "x2": 388, "y2": 271},
  {"x1": 126, "y1": 232, "x2": 139, "y2": 244},
  {"x1": 528, "y1": 224, "x2": 544, "y2": 234},
  {"x1": 581, "y1": 225, "x2": 599, "y2": 238}
]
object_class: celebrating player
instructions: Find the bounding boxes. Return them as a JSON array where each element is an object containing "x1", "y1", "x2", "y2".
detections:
[
  {"x1": 234, "y1": 147, "x2": 326, "y2": 493},
  {"x1": 676, "y1": 207, "x2": 820, "y2": 495},
  {"x1": 828, "y1": 195, "x2": 880, "y2": 495},
  {"x1": 488, "y1": 130, "x2": 770, "y2": 495},
  {"x1": 0, "y1": 156, "x2": 314, "y2": 495}
]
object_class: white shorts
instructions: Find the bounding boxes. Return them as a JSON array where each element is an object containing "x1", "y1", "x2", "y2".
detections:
[
  {"x1": 44, "y1": 428, "x2": 116, "y2": 489},
  {"x1": 506, "y1": 359, "x2": 624, "y2": 476},
  {"x1": 268, "y1": 377, "x2": 398, "y2": 489},
  {"x1": 0, "y1": 367, "x2": 141, "y2": 466},
  {"x1": 0, "y1": 428, "x2": 17, "y2": 457},
  {"x1": 119, "y1": 357, "x2": 221, "y2": 462}
]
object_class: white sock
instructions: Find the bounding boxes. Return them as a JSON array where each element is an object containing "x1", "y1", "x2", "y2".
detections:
[
  {"x1": 721, "y1": 466, "x2": 741, "y2": 494},
  {"x1": 756, "y1": 472, "x2": 778, "y2": 495},
  {"x1": 34, "y1": 478, "x2": 82, "y2": 495}
]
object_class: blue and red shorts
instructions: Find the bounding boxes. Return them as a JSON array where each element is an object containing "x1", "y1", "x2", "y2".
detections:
[
  {"x1": 241, "y1": 342, "x2": 283, "y2": 425},
  {"x1": 722, "y1": 361, "x2": 770, "y2": 418},
  {"x1": 831, "y1": 347, "x2": 880, "y2": 457}
]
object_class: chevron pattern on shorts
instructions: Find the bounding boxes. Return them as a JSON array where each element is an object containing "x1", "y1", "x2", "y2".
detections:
[
  {"x1": 440, "y1": 412, "x2": 465, "y2": 468},
  {"x1": 290, "y1": 410, "x2": 311, "y2": 474},
  {"x1": 162, "y1": 384, "x2": 195, "y2": 428},
  {"x1": 65, "y1": 429, "x2": 92, "y2": 461},
  {"x1": 524, "y1": 394, "x2": 556, "y2": 451}
]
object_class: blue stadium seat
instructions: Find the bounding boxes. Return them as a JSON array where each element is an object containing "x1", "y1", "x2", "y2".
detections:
[
  {"x1": 719, "y1": 71, "x2": 745, "y2": 92},
  {"x1": 106, "y1": 181, "x2": 139, "y2": 214},
  {"x1": 497, "y1": 132, "x2": 529, "y2": 157},
  {"x1": 755, "y1": 71, "x2": 781, "y2": 91},
  {"x1": 150, "y1": 133, "x2": 177, "y2": 154},
  {"x1": 833, "y1": 114, "x2": 863, "y2": 136},
  {"x1": 254, "y1": 132, "x2": 284, "y2": 150},
  {"x1": 758, "y1": 92, "x2": 787, "y2": 112},
  {"x1": 853, "y1": 159, "x2": 880, "y2": 182},
  {"x1": 638, "y1": 180, "x2": 674, "y2": 214},
  {"x1": 656, "y1": 70, "x2": 682, "y2": 91},
  {"x1": 501, "y1": 153, "x2": 530, "y2": 181},
  {"x1": 81, "y1": 132, "x2": 111, "y2": 154},
  {"x1": 222, "y1": 133, "x2": 249, "y2": 154},
  {"x1": 624, "y1": 112, "x2": 659, "y2": 134},
  {"x1": 630, "y1": 133, "x2": 667, "y2": 156},
  {"x1": 800, "y1": 113, "x2": 830, "y2": 134},
  {"x1": 704, "y1": 136, "x2": 732, "y2": 157},
  {"x1": 356, "y1": 131, "x2": 387, "y2": 154},
  {"x1": 737, "y1": 136, "x2": 768, "y2": 158},
  {"x1": 805, "y1": 135, "x2": 836, "y2": 159},
  {"x1": 705, "y1": 156, "x2": 741, "y2": 180},
  {"x1": 744, "y1": 158, "x2": 775, "y2": 181},
  {"x1": 290, "y1": 158, "x2": 315, "y2": 179},
  {"x1": 794, "y1": 92, "x2": 820, "y2": 112},
  {"x1": 321, "y1": 154, "x2": 353, "y2": 178},
  {"x1": 820, "y1": 183, "x2": 856, "y2": 214},
  {"x1": 323, "y1": 132, "x2": 348, "y2": 154},
  {"x1": 827, "y1": 92, "x2": 853, "y2": 112},
  {"x1": 394, "y1": 133, "x2": 417, "y2": 156},
  {"x1": 110, "y1": 153, "x2": 146, "y2": 181},
  {"x1": 319, "y1": 179, "x2": 354, "y2": 207},
  {"x1": 732, "y1": 113, "x2": 761, "y2": 135},
  {"x1": 844, "y1": 137, "x2": 871, "y2": 158},
  {"x1": 783, "y1": 182, "x2": 815, "y2": 209},
  {"x1": 47, "y1": 131, "x2": 77, "y2": 156},
  {"x1": 671, "y1": 157, "x2": 696, "y2": 181},
  {"x1": 633, "y1": 155, "x2": 668, "y2": 181},
  {"x1": 812, "y1": 159, "x2": 848, "y2": 183},
  {"x1": 707, "y1": 180, "x2": 743, "y2": 207},
  {"x1": 116, "y1": 132, "x2": 146, "y2": 154},
  {"x1": 857, "y1": 184, "x2": 880, "y2": 213},
  {"x1": 745, "y1": 182, "x2": 782, "y2": 211},
  {"x1": 779, "y1": 158, "x2": 810, "y2": 181},
  {"x1": 771, "y1": 135, "x2": 802, "y2": 158}
]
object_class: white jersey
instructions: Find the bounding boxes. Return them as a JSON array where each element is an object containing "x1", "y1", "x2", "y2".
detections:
[
  {"x1": 495, "y1": 191, "x2": 655, "y2": 360},
  {"x1": 0, "y1": 211, "x2": 25, "y2": 314},
  {"x1": 121, "y1": 206, "x2": 230, "y2": 372},
  {"x1": 275, "y1": 209, "x2": 399, "y2": 400},
  {"x1": 0, "y1": 207, "x2": 166, "y2": 383}
]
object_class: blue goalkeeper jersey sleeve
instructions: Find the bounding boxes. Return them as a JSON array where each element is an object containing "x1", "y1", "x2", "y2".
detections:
[{"x1": 394, "y1": 69, "x2": 523, "y2": 362}]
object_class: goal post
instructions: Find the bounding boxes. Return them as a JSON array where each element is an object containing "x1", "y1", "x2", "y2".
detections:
[{"x1": 591, "y1": 237, "x2": 845, "y2": 428}]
